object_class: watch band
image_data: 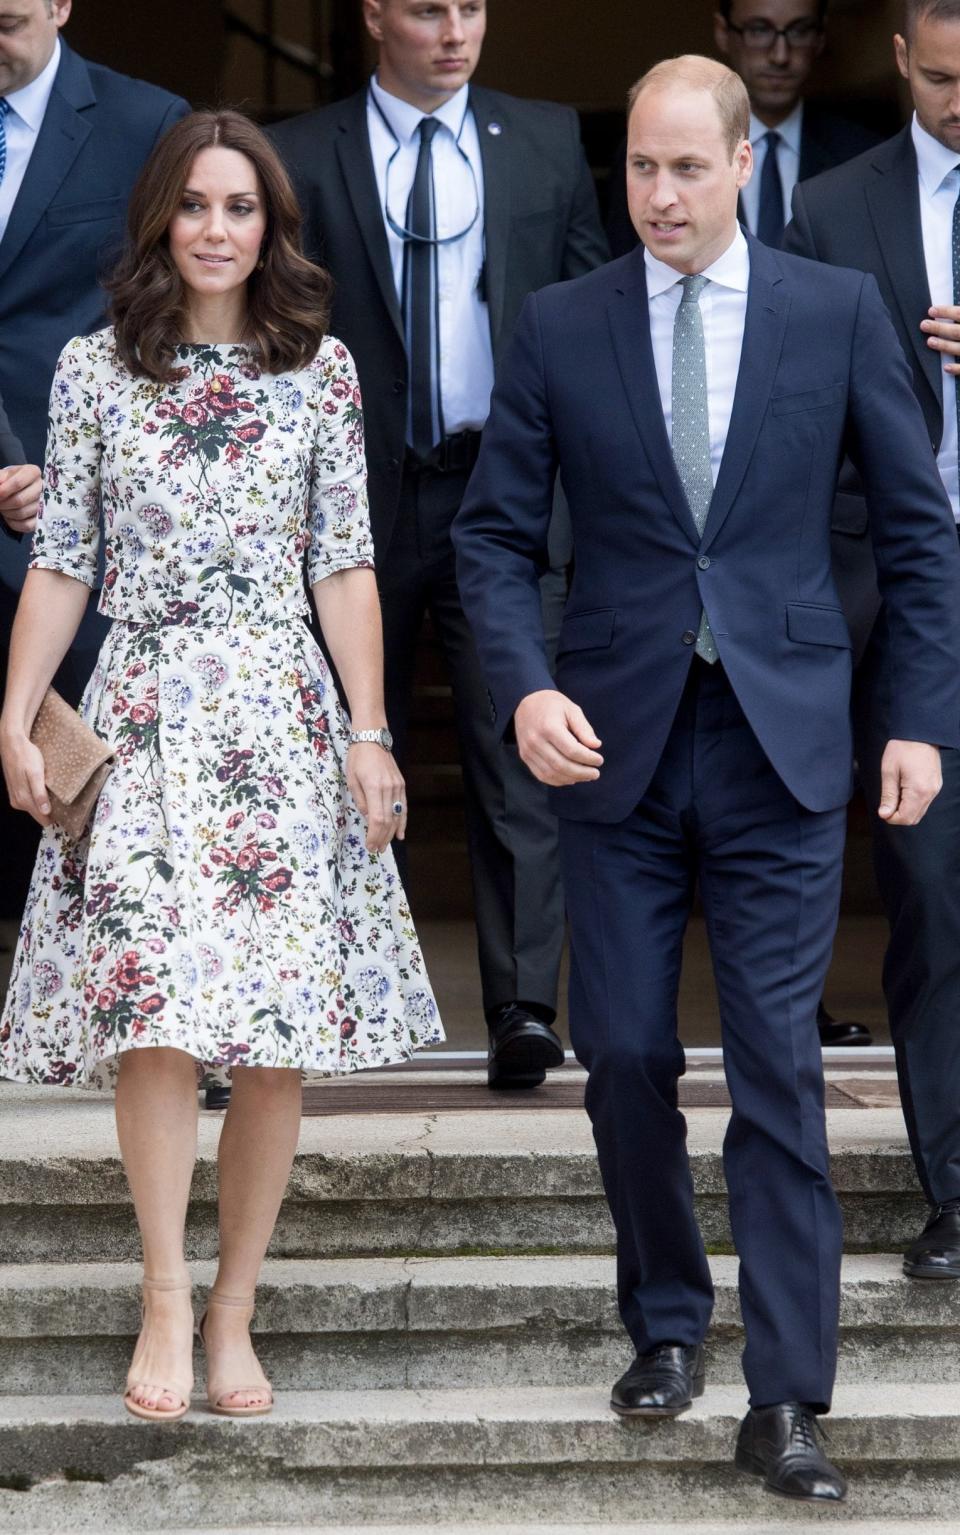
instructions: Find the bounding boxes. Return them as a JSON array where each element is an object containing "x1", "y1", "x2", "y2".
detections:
[{"x1": 349, "y1": 728, "x2": 393, "y2": 750}]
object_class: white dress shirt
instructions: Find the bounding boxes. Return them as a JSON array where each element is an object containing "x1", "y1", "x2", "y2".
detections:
[
  {"x1": 367, "y1": 74, "x2": 493, "y2": 435},
  {"x1": 0, "y1": 38, "x2": 61, "y2": 244},
  {"x1": 645, "y1": 227, "x2": 750, "y2": 484},
  {"x1": 739, "y1": 103, "x2": 803, "y2": 237},
  {"x1": 912, "y1": 111, "x2": 960, "y2": 522}
]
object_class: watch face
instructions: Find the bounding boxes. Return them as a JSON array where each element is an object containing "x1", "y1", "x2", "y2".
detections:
[{"x1": 382, "y1": 728, "x2": 394, "y2": 751}]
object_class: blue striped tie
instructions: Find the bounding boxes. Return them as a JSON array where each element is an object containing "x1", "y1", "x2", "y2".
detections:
[{"x1": 0, "y1": 100, "x2": 9, "y2": 187}]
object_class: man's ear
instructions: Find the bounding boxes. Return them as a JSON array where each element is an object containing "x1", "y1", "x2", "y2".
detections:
[
  {"x1": 714, "y1": 12, "x2": 731, "y2": 59},
  {"x1": 893, "y1": 32, "x2": 910, "y2": 83},
  {"x1": 363, "y1": 0, "x2": 384, "y2": 45}
]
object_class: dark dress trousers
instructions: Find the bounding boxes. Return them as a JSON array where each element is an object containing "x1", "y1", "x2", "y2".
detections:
[
  {"x1": 607, "y1": 103, "x2": 879, "y2": 257},
  {"x1": 0, "y1": 41, "x2": 188, "y2": 914},
  {"x1": 269, "y1": 88, "x2": 609, "y2": 1016},
  {"x1": 784, "y1": 126, "x2": 960, "y2": 1206},
  {"x1": 453, "y1": 237, "x2": 960, "y2": 1408}
]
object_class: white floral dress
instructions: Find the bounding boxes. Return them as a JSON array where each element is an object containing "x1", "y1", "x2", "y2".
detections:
[{"x1": 0, "y1": 328, "x2": 442, "y2": 1089}]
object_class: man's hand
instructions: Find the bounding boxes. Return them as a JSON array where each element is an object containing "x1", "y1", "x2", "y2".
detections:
[
  {"x1": 0, "y1": 464, "x2": 41, "y2": 533},
  {"x1": 514, "y1": 688, "x2": 603, "y2": 787},
  {"x1": 878, "y1": 740, "x2": 942, "y2": 826},
  {"x1": 921, "y1": 305, "x2": 960, "y2": 376}
]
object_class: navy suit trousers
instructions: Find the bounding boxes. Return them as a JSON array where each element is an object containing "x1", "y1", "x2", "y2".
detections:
[{"x1": 560, "y1": 659, "x2": 847, "y2": 1410}]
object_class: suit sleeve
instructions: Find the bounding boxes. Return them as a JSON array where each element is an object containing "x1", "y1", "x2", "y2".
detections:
[
  {"x1": 845, "y1": 272, "x2": 960, "y2": 747},
  {"x1": 0, "y1": 389, "x2": 26, "y2": 544},
  {"x1": 154, "y1": 95, "x2": 191, "y2": 140},
  {"x1": 0, "y1": 389, "x2": 24, "y2": 468},
  {"x1": 781, "y1": 182, "x2": 821, "y2": 262},
  {"x1": 453, "y1": 292, "x2": 560, "y2": 734},
  {"x1": 560, "y1": 110, "x2": 610, "y2": 278}
]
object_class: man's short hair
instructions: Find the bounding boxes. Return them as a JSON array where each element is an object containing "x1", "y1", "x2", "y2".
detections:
[
  {"x1": 627, "y1": 55, "x2": 751, "y2": 158},
  {"x1": 716, "y1": 0, "x2": 828, "y2": 17},
  {"x1": 905, "y1": 0, "x2": 960, "y2": 38}
]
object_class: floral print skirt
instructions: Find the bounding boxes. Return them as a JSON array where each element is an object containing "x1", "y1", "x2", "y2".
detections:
[{"x1": 0, "y1": 618, "x2": 443, "y2": 1089}]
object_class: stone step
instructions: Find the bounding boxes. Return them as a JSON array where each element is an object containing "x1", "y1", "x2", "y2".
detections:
[
  {"x1": 0, "y1": 1093, "x2": 927, "y2": 1262},
  {"x1": 0, "y1": 1385, "x2": 957, "y2": 1528},
  {"x1": 165, "y1": 1528, "x2": 960, "y2": 1535},
  {"x1": 0, "y1": 1253, "x2": 952, "y2": 1396}
]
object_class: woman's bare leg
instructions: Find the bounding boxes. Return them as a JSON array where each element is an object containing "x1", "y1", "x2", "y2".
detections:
[
  {"x1": 203, "y1": 1065, "x2": 302, "y2": 1408},
  {"x1": 115, "y1": 1046, "x2": 199, "y2": 1412}
]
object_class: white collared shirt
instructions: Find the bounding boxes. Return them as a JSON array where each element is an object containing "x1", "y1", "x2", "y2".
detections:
[
  {"x1": 0, "y1": 37, "x2": 61, "y2": 244},
  {"x1": 645, "y1": 227, "x2": 750, "y2": 483},
  {"x1": 912, "y1": 111, "x2": 960, "y2": 522},
  {"x1": 367, "y1": 74, "x2": 493, "y2": 434},
  {"x1": 739, "y1": 102, "x2": 803, "y2": 237}
]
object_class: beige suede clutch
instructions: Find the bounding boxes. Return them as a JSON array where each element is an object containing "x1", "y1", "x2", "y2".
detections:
[{"x1": 29, "y1": 687, "x2": 114, "y2": 841}]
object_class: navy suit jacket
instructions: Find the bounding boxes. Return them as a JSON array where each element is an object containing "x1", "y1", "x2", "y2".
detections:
[
  {"x1": 783, "y1": 127, "x2": 944, "y2": 661},
  {"x1": 453, "y1": 235, "x2": 960, "y2": 823},
  {"x1": 0, "y1": 40, "x2": 188, "y2": 582}
]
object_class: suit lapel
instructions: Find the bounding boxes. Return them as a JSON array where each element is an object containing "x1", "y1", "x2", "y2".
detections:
[
  {"x1": 0, "y1": 42, "x2": 94, "y2": 285},
  {"x1": 701, "y1": 236, "x2": 790, "y2": 552},
  {"x1": 862, "y1": 128, "x2": 941, "y2": 419},
  {"x1": 334, "y1": 91, "x2": 404, "y2": 345},
  {"x1": 608, "y1": 250, "x2": 701, "y2": 547},
  {"x1": 471, "y1": 86, "x2": 511, "y2": 353}
]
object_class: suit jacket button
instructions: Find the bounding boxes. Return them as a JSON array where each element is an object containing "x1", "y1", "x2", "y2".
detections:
[
  {"x1": 682, "y1": 630, "x2": 697, "y2": 645},
  {"x1": 393, "y1": 380, "x2": 406, "y2": 394},
  {"x1": 387, "y1": 457, "x2": 400, "y2": 471},
  {"x1": 697, "y1": 556, "x2": 711, "y2": 570}
]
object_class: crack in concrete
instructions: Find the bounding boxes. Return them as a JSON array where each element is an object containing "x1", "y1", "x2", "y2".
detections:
[{"x1": 411, "y1": 1116, "x2": 440, "y2": 1257}]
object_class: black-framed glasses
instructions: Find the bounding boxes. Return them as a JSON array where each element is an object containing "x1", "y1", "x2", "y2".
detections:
[{"x1": 726, "y1": 19, "x2": 823, "y2": 51}]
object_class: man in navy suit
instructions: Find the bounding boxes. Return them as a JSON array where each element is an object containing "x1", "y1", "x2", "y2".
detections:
[
  {"x1": 783, "y1": 0, "x2": 960, "y2": 1280},
  {"x1": 0, "y1": 0, "x2": 188, "y2": 913},
  {"x1": 454, "y1": 55, "x2": 960, "y2": 1502}
]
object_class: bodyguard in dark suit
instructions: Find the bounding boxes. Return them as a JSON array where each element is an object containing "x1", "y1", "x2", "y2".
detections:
[
  {"x1": 454, "y1": 57, "x2": 960, "y2": 1501},
  {"x1": 269, "y1": 0, "x2": 609, "y2": 1087},
  {"x1": 784, "y1": 0, "x2": 960, "y2": 1279},
  {"x1": 0, "y1": 1, "x2": 188, "y2": 915},
  {"x1": 608, "y1": 0, "x2": 878, "y2": 282}
]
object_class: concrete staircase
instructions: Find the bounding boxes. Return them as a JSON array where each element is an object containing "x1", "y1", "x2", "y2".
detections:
[{"x1": 0, "y1": 1082, "x2": 954, "y2": 1529}]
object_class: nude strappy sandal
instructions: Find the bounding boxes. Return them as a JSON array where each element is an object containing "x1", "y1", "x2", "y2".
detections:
[
  {"x1": 197, "y1": 1290, "x2": 274, "y2": 1418},
  {"x1": 123, "y1": 1275, "x2": 194, "y2": 1423}
]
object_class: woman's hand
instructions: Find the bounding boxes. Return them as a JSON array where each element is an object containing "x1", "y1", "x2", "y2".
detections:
[
  {"x1": 346, "y1": 742, "x2": 407, "y2": 853},
  {"x1": 0, "y1": 725, "x2": 51, "y2": 826}
]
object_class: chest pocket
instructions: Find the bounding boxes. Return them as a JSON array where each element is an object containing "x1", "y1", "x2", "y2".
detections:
[
  {"x1": 47, "y1": 196, "x2": 125, "y2": 227},
  {"x1": 770, "y1": 383, "x2": 844, "y2": 416}
]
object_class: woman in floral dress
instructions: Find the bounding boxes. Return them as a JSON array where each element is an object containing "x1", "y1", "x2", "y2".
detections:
[{"x1": 0, "y1": 111, "x2": 442, "y2": 1422}]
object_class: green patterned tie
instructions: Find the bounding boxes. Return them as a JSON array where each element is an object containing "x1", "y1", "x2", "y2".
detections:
[{"x1": 671, "y1": 273, "x2": 718, "y2": 664}]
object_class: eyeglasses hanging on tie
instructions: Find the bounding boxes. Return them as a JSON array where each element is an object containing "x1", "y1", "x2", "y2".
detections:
[{"x1": 368, "y1": 90, "x2": 482, "y2": 248}]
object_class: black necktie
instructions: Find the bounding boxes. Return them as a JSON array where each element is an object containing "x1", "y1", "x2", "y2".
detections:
[
  {"x1": 756, "y1": 130, "x2": 785, "y2": 247},
  {"x1": 403, "y1": 116, "x2": 443, "y2": 457}
]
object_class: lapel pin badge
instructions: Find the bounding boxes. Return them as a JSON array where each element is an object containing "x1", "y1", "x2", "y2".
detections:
[{"x1": 487, "y1": 122, "x2": 503, "y2": 136}]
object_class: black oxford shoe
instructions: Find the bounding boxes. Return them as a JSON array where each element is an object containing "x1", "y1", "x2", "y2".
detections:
[
  {"x1": 735, "y1": 1402, "x2": 847, "y2": 1502},
  {"x1": 204, "y1": 1085, "x2": 231, "y2": 1111},
  {"x1": 817, "y1": 1003, "x2": 872, "y2": 1047},
  {"x1": 610, "y1": 1343, "x2": 705, "y2": 1418},
  {"x1": 904, "y1": 1201, "x2": 960, "y2": 1279},
  {"x1": 486, "y1": 1002, "x2": 564, "y2": 1090}
]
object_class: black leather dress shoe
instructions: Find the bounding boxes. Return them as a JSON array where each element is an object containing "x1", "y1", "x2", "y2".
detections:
[
  {"x1": 610, "y1": 1343, "x2": 705, "y2": 1418},
  {"x1": 486, "y1": 1002, "x2": 564, "y2": 1090},
  {"x1": 204, "y1": 1085, "x2": 231, "y2": 1111},
  {"x1": 735, "y1": 1402, "x2": 847, "y2": 1502},
  {"x1": 817, "y1": 1003, "x2": 872, "y2": 1047},
  {"x1": 903, "y1": 1200, "x2": 960, "y2": 1279}
]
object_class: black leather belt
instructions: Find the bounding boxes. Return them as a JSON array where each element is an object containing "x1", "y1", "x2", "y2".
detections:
[{"x1": 405, "y1": 430, "x2": 482, "y2": 475}]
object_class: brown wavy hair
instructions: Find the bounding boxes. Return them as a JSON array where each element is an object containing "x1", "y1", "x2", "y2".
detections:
[{"x1": 108, "y1": 109, "x2": 332, "y2": 381}]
